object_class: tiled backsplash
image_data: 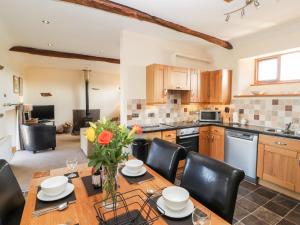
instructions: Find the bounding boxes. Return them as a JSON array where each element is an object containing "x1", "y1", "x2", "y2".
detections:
[
  {"x1": 127, "y1": 93, "x2": 226, "y2": 126},
  {"x1": 127, "y1": 93, "x2": 197, "y2": 126},
  {"x1": 231, "y1": 98, "x2": 300, "y2": 130},
  {"x1": 128, "y1": 95, "x2": 300, "y2": 130}
]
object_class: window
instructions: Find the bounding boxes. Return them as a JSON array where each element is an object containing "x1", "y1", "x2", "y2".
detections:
[{"x1": 255, "y1": 51, "x2": 300, "y2": 84}]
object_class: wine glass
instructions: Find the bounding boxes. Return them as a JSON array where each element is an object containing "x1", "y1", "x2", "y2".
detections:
[
  {"x1": 66, "y1": 158, "x2": 78, "y2": 178},
  {"x1": 192, "y1": 208, "x2": 211, "y2": 225}
]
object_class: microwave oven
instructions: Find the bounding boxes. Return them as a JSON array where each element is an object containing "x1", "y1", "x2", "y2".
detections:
[{"x1": 198, "y1": 110, "x2": 221, "y2": 122}]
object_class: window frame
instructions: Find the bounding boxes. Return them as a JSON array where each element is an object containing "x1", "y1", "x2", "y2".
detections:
[{"x1": 254, "y1": 50, "x2": 300, "y2": 85}]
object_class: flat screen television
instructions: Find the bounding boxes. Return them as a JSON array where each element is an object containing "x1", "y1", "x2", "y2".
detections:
[{"x1": 31, "y1": 105, "x2": 55, "y2": 120}]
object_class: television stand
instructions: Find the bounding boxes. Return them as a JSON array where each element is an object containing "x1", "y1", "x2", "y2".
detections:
[{"x1": 39, "y1": 119, "x2": 55, "y2": 126}]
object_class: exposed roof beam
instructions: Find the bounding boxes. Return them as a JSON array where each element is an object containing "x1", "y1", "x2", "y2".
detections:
[
  {"x1": 9, "y1": 46, "x2": 120, "y2": 64},
  {"x1": 62, "y1": 0, "x2": 233, "y2": 50}
]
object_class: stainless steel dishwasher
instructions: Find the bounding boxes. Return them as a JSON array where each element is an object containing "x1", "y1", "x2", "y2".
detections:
[{"x1": 225, "y1": 129, "x2": 258, "y2": 182}]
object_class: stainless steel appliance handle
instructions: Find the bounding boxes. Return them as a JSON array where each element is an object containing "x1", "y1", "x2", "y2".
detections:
[{"x1": 178, "y1": 134, "x2": 199, "y2": 139}]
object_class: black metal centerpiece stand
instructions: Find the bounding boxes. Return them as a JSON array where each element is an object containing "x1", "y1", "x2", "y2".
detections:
[{"x1": 94, "y1": 189, "x2": 163, "y2": 225}]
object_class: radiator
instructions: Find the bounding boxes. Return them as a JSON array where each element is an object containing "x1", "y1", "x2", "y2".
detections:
[{"x1": 0, "y1": 136, "x2": 13, "y2": 162}]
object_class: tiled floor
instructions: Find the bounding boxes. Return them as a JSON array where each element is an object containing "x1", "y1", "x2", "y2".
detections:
[
  {"x1": 175, "y1": 170, "x2": 300, "y2": 225},
  {"x1": 234, "y1": 181, "x2": 300, "y2": 225}
]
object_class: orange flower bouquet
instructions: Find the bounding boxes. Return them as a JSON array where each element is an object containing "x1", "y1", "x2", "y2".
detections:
[{"x1": 86, "y1": 119, "x2": 141, "y2": 207}]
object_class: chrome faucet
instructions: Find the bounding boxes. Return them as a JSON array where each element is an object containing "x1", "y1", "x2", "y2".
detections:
[{"x1": 285, "y1": 122, "x2": 293, "y2": 133}]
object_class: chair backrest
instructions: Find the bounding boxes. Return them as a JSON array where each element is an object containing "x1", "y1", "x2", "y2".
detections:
[
  {"x1": 0, "y1": 160, "x2": 25, "y2": 225},
  {"x1": 181, "y1": 152, "x2": 245, "y2": 224},
  {"x1": 146, "y1": 138, "x2": 184, "y2": 183}
]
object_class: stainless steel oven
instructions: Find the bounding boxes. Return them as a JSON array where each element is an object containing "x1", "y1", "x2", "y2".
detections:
[
  {"x1": 176, "y1": 127, "x2": 199, "y2": 159},
  {"x1": 198, "y1": 110, "x2": 221, "y2": 122}
]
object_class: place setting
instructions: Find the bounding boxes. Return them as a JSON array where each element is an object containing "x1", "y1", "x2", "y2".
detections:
[
  {"x1": 34, "y1": 175, "x2": 76, "y2": 216},
  {"x1": 148, "y1": 186, "x2": 211, "y2": 225},
  {"x1": 120, "y1": 159, "x2": 154, "y2": 184}
]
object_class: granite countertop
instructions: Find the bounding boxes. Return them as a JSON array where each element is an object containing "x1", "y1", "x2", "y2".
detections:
[{"x1": 129, "y1": 122, "x2": 300, "y2": 140}]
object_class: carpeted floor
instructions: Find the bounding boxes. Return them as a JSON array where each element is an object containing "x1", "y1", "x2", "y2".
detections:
[{"x1": 10, "y1": 134, "x2": 88, "y2": 191}]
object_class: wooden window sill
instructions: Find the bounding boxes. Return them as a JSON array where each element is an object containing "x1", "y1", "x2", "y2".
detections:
[
  {"x1": 234, "y1": 94, "x2": 300, "y2": 98},
  {"x1": 251, "y1": 81, "x2": 300, "y2": 86}
]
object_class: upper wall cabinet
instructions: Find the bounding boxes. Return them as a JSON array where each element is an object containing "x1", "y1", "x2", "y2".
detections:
[
  {"x1": 200, "y1": 70, "x2": 232, "y2": 105},
  {"x1": 146, "y1": 64, "x2": 167, "y2": 104},
  {"x1": 190, "y1": 69, "x2": 201, "y2": 103},
  {"x1": 164, "y1": 66, "x2": 190, "y2": 90},
  {"x1": 146, "y1": 64, "x2": 232, "y2": 105}
]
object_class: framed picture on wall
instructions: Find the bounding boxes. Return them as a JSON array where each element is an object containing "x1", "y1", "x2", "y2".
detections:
[
  {"x1": 19, "y1": 77, "x2": 23, "y2": 96},
  {"x1": 13, "y1": 75, "x2": 20, "y2": 94}
]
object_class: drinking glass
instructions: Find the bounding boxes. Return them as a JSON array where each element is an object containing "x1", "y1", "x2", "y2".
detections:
[
  {"x1": 66, "y1": 158, "x2": 78, "y2": 178},
  {"x1": 192, "y1": 208, "x2": 211, "y2": 225}
]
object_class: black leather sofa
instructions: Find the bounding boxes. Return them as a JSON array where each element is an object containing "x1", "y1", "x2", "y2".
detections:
[{"x1": 21, "y1": 124, "x2": 56, "y2": 153}]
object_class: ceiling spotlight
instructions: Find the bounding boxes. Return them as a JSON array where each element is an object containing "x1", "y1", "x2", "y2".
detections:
[
  {"x1": 254, "y1": 0, "x2": 260, "y2": 8},
  {"x1": 225, "y1": 14, "x2": 230, "y2": 22},
  {"x1": 42, "y1": 20, "x2": 50, "y2": 24},
  {"x1": 241, "y1": 8, "x2": 245, "y2": 17},
  {"x1": 48, "y1": 43, "x2": 52, "y2": 47}
]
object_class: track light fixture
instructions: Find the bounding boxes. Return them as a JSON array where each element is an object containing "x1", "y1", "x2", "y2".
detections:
[
  {"x1": 225, "y1": 14, "x2": 230, "y2": 22},
  {"x1": 224, "y1": 0, "x2": 263, "y2": 22}
]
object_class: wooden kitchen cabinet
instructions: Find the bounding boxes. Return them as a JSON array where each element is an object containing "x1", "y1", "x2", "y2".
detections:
[
  {"x1": 199, "y1": 127, "x2": 210, "y2": 157},
  {"x1": 200, "y1": 71, "x2": 211, "y2": 103},
  {"x1": 164, "y1": 66, "x2": 190, "y2": 90},
  {"x1": 199, "y1": 126, "x2": 224, "y2": 161},
  {"x1": 296, "y1": 153, "x2": 300, "y2": 193},
  {"x1": 161, "y1": 130, "x2": 176, "y2": 143},
  {"x1": 146, "y1": 64, "x2": 167, "y2": 104},
  {"x1": 210, "y1": 126, "x2": 225, "y2": 161},
  {"x1": 200, "y1": 70, "x2": 232, "y2": 104},
  {"x1": 190, "y1": 69, "x2": 201, "y2": 103},
  {"x1": 257, "y1": 134, "x2": 300, "y2": 193}
]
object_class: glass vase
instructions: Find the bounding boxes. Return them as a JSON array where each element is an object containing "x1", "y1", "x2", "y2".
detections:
[{"x1": 103, "y1": 164, "x2": 118, "y2": 209}]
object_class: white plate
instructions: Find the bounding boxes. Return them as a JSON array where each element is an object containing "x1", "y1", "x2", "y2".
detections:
[
  {"x1": 156, "y1": 196, "x2": 194, "y2": 219},
  {"x1": 121, "y1": 166, "x2": 147, "y2": 177},
  {"x1": 37, "y1": 183, "x2": 74, "y2": 202}
]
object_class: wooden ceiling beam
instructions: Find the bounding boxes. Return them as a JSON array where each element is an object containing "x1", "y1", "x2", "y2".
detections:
[
  {"x1": 9, "y1": 46, "x2": 120, "y2": 64},
  {"x1": 62, "y1": 0, "x2": 233, "y2": 50}
]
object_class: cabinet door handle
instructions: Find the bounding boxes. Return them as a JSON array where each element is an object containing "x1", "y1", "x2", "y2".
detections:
[
  {"x1": 211, "y1": 135, "x2": 214, "y2": 142},
  {"x1": 274, "y1": 141, "x2": 287, "y2": 146},
  {"x1": 164, "y1": 89, "x2": 167, "y2": 96}
]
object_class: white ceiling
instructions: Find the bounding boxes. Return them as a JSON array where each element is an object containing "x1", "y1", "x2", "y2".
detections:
[{"x1": 1, "y1": 0, "x2": 300, "y2": 72}]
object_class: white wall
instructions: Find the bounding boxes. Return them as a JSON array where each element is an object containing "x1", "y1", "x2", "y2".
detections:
[
  {"x1": 0, "y1": 21, "x2": 25, "y2": 150},
  {"x1": 23, "y1": 67, "x2": 120, "y2": 126},
  {"x1": 119, "y1": 31, "x2": 212, "y2": 124},
  {"x1": 208, "y1": 18, "x2": 300, "y2": 96}
]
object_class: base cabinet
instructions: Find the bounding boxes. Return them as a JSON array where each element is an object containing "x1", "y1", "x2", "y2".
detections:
[
  {"x1": 199, "y1": 126, "x2": 224, "y2": 161},
  {"x1": 161, "y1": 130, "x2": 176, "y2": 143},
  {"x1": 257, "y1": 134, "x2": 300, "y2": 193}
]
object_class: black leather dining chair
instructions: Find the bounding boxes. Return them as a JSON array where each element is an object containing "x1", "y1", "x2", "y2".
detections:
[
  {"x1": 0, "y1": 160, "x2": 25, "y2": 225},
  {"x1": 146, "y1": 138, "x2": 184, "y2": 183},
  {"x1": 180, "y1": 152, "x2": 245, "y2": 224}
]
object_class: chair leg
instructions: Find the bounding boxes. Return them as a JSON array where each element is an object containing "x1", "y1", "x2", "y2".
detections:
[
  {"x1": 52, "y1": 147, "x2": 55, "y2": 150},
  {"x1": 33, "y1": 151, "x2": 36, "y2": 154}
]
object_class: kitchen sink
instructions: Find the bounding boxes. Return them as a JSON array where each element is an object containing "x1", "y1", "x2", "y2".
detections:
[{"x1": 265, "y1": 128, "x2": 294, "y2": 135}]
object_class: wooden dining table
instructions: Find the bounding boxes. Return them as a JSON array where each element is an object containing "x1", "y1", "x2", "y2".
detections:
[{"x1": 20, "y1": 163, "x2": 230, "y2": 225}]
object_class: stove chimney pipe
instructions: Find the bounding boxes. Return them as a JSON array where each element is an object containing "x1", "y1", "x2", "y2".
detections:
[{"x1": 83, "y1": 69, "x2": 91, "y2": 117}]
